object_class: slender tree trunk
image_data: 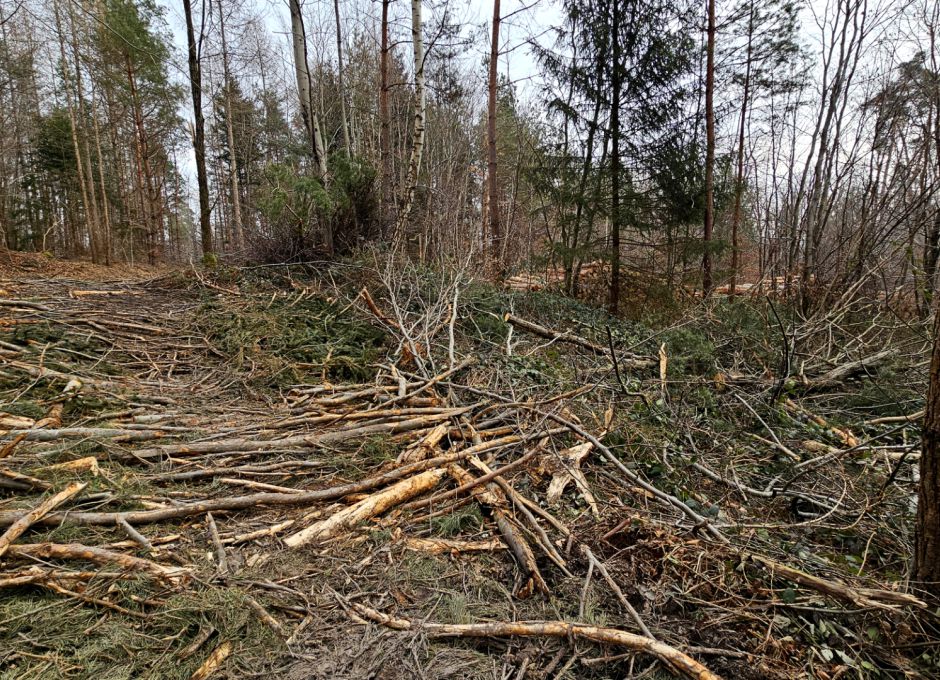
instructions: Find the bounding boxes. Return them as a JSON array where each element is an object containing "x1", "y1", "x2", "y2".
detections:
[
  {"x1": 917, "y1": 305, "x2": 940, "y2": 598},
  {"x1": 486, "y1": 0, "x2": 502, "y2": 277},
  {"x1": 90, "y1": 86, "x2": 112, "y2": 264},
  {"x1": 182, "y1": 0, "x2": 212, "y2": 258},
  {"x1": 333, "y1": 0, "x2": 352, "y2": 151},
  {"x1": 126, "y1": 59, "x2": 160, "y2": 264},
  {"x1": 53, "y1": 0, "x2": 97, "y2": 259},
  {"x1": 379, "y1": 0, "x2": 392, "y2": 233},
  {"x1": 729, "y1": 1, "x2": 754, "y2": 297},
  {"x1": 702, "y1": 0, "x2": 716, "y2": 296},
  {"x1": 65, "y1": 0, "x2": 104, "y2": 263},
  {"x1": 289, "y1": 0, "x2": 328, "y2": 179},
  {"x1": 609, "y1": 0, "x2": 621, "y2": 314},
  {"x1": 394, "y1": 0, "x2": 427, "y2": 244},
  {"x1": 216, "y1": 0, "x2": 243, "y2": 254}
]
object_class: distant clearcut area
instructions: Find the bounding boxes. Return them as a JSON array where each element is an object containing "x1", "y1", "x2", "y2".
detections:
[{"x1": 0, "y1": 252, "x2": 934, "y2": 679}]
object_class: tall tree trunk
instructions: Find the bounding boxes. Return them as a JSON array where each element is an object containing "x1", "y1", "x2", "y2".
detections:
[
  {"x1": 729, "y1": 1, "x2": 754, "y2": 297},
  {"x1": 379, "y1": 0, "x2": 392, "y2": 233},
  {"x1": 182, "y1": 0, "x2": 212, "y2": 259},
  {"x1": 333, "y1": 0, "x2": 352, "y2": 151},
  {"x1": 702, "y1": 0, "x2": 716, "y2": 296},
  {"x1": 90, "y1": 86, "x2": 112, "y2": 264},
  {"x1": 125, "y1": 58, "x2": 160, "y2": 264},
  {"x1": 917, "y1": 305, "x2": 940, "y2": 598},
  {"x1": 289, "y1": 0, "x2": 328, "y2": 179},
  {"x1": 216, "y1": 0, "x2": 243, "y2": 254},
  {"x1": 486, "y1": 0, "x2": 502, "y2": 277},
  {"x1": 65, "y1": 0, "x2": 104, "y2": 263},
  {"x1": 394, "y1": 0, "x2": 427, "y2": 245},
  {"x1": 53, "y1": 0, "x2": 98, "y2": 260},
  {"x1": 609, "y1": 0, "x2": 621, "y2": 314}
]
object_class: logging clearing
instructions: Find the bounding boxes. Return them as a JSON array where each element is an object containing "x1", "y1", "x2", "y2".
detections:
[{"x1": 0, "y1": 252, "x2": 936, "y2": 679}]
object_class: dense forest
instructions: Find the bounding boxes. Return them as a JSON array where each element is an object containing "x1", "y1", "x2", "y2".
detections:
[{"x1": 5, "y1": 0, "x2": 940, "y2": 677}]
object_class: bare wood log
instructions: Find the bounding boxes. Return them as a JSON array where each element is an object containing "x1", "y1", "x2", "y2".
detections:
[
  {"x1": 349, "y1": 602, "x2": 722, "y2": 680},
  {"x1": 503, "y1": 313, "x2": 654, "y2": 368},
  {"x1": 0, "y1": 482, "x2": 86, "y2": 558},
  {"x1": 284, "y1": 468, "x2": 446, "y2": 546},
  {"x1": 0, "y1": 427, "x2": 170, "y2": 442},
  {"x1": 0, "y1": 567, "x2": 125, "y2": 588},
  {"x1": 245, "y1": 595, "x2": 286, "y2": 637},
  {"x1": 0, "y1": 412, "x2": 35, "y2": 428},
  {"x1": 466, "y1": 456, "x2": 571, "y2": 575},
  {"x1": 218, "y1": 478, "x2": 301, "y2": 494},
  {"x1": 0, "y1": 467, "x2": 52, "y2": 490},
  {"x1": 6, "y1": 542, "x2": 186, "y2": 582},
  {"x1": 398, "y1": 422, "x2": 448, "y2": 463},
  {"x1": 40, "y1": 456, "x2": 101, "y2": 475},
  {"x1": 0, "y1": 433, "x2": 27, "y2": 459},
  {"x1": 866, "y1": 410, "x2": 924, "y2": 425},
  {"x1": 402, "y1": 451, "x2": 537, "y2": 512}
]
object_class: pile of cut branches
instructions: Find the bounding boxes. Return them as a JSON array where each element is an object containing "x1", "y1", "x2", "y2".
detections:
[{"x1": 0, "y1": 264, "x2": 935, "y2": 679}]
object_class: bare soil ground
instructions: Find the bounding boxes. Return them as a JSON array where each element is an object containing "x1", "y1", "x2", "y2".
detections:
[{"x1": 0, "y1": 253, "x2": 936, "y2": 679}]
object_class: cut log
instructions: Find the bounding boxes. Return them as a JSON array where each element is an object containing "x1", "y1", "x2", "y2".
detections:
[{"x1": 284, "y1": 468, "x2": 446, "y2": 546}]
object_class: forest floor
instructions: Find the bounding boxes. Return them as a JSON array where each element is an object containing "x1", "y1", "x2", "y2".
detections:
[{"x1": 0, "y1": 252, "x2": 937, "y2": 680}]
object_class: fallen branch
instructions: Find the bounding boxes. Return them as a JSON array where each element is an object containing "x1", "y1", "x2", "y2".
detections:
[
  {"x1": 348, "y1": 602, "x2": 721, "y2": 680},
  {"x1": 6, "y1": 542, "x2": 187, "y2": 583},
  {"x1": 803, "y1": 349, "x2": 893, "y2": 391},
  {"x1": 0, "y1": 482, "x2": 86, "y2": 558},
  {"x1": 403, "y1": 536, "x2": 506, "y2": 554},
  {"x1": 128, "y1": 408, "x2": 471, "y2": 460},
  {"x1": 503, "y1": 313, "x2": 654, "y2": 369},
  {"x1": 748, "y1": 554, "x2": 925, "y2": 610}
]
